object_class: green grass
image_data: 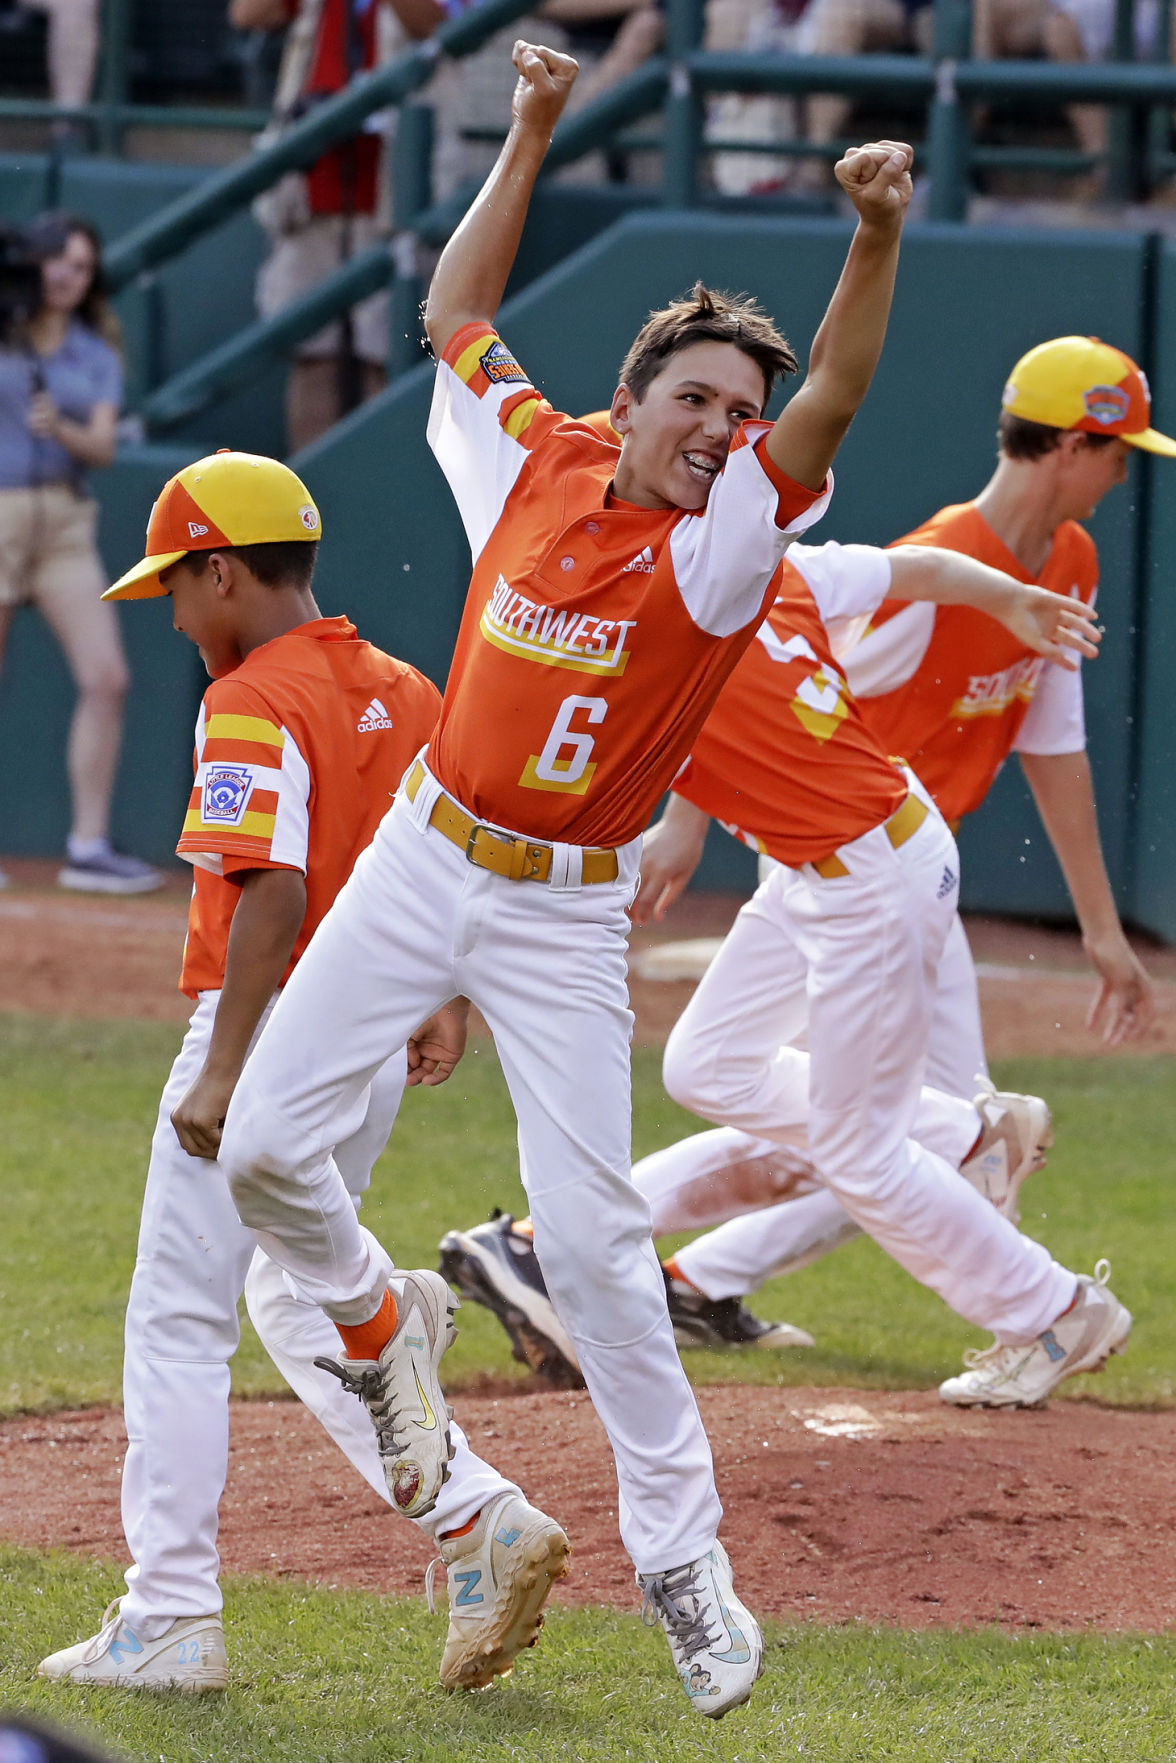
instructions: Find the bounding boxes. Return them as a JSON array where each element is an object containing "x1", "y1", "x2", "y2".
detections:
[
  {"x1": 1, "y1": 1014, "x2": 1174, "y2": 1412},
  {"x1": 4, "y1": 1545, "x2": 1176, "y2": 1763}
]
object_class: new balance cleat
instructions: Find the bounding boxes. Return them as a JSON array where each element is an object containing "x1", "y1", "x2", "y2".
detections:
[
  {"x1": 438, "y1": 1212, "x2": 584, "y2": 1389},
  {"x1": 665, "y1": 1273, "x2": 815, "y2": 1352},
  {"x1": 939, "y1": 1260, "x2": 1132, "y2": 1409},
  {"x1": 426, "y1": 1490, "x2": 570, "y2": 1690},
  {"x1": 638, "y1": 1541, "x2": 763, "y2": 1719},
  {"x1": 315, "y1": 1269, "x2": 457, "y2": 1517},
  {"x1": 959, "y1": 1080, "x2": 1053, "y2": 1223},
  {"x1": 38, "y1": 1605, "x2": 227, "y2": 1691}
]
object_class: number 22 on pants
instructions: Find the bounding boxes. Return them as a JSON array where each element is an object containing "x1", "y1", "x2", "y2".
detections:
[{"x1": 519, "y1": 695, "x2": 608, "y2": 794}]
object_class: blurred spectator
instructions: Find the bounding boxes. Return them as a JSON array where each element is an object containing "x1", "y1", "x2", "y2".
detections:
[
  {"x1": 0, "y1": 212, "x2": 161, "y2": 895},
  {"x1": 232, "y1": 0, "x2": 450, "y2": 450},
  {"x1": 25, "y1": 0, "x2": 99, "y2": 129},
  {"x1": 705, "y1": 0, "x2": 812, "y2": 196},
  {"x1": 539, "y1": 0, "x2": 664, "y2": 113},
  {"x1": 972, "y1": 1, "x2": 1108, "y2": 193},
  {"x1": 0, "y1": 1714, "x2": 121, "y2": 1763},
  {"x1": 797, "y1": 0, "x2": 932, "y2": 183}
]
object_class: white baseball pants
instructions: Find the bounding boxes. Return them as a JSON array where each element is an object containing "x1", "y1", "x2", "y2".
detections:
[
  {"x1": 660, "y1": 785, "x2": 1076, "y2": 1342},
  {"x1": 644, "y1": 909, "x2": 990, "y2": 1297},
  {"x1": 219, "y1": 772, "x2": 722, "y2": 1576},
  {"x1": 120, "y1": 991, "x2": 514, "y2": 1639}
]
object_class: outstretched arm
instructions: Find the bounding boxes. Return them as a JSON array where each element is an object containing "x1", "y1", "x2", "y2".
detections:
[
  {"x1": 766, "y1": 141, "x2": 913, "y2": 492},
  {"x1": 424, "y1": 41, "x2": 578, "y2": 357},
  {"x1": 885, "y1": 547, "x2": 1101, "y2": 670}
]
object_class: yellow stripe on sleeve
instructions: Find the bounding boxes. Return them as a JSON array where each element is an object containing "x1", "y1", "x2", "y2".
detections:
[
  {"x1": 454, "y1": 332, "x2": 493, "y2": 387},
  {"x1": 181, "y1": 808, "x2": 278, "y2": 840},
  {"x1": 503, "y1": 395, "x2": 542, "y2": 441},
  {"x1": 204, "y1": 713, "x2": 284, "y2": 749}
]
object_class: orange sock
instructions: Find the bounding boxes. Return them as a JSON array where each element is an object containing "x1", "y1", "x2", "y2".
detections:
[
  {"x1": 663, "y1": 1256, "x2": 702, "y2": 1294},
  {"x1": 514, "y1": 1216, "x2": 535, "y2": 1240},
  {"x1": 336, "y1": 1288, "x2": 397, "y2": 1361},
  {"x1": 440, "y1": 1508, "x2": 481, "y2": 1541}
]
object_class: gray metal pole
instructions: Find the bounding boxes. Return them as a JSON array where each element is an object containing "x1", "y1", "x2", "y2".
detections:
[
  {"x1": 97, "y1": 0, "x2": 133, "y2": 155},
  {"x1": 389, "y1": 103, "x2": 435, "y2": 377},
  {"x1": 927, "y1": 0, "x2": 972, "y2": 222}
]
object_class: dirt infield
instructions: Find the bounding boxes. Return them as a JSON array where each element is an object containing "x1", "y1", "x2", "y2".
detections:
[{"x1": 3, "y1": 861, "x2": 1174, "y2": 1631}]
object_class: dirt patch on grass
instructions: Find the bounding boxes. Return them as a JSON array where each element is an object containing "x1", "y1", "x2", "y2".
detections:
[{"x1": 2, "y1": 1387, "x2": 1173, "y2": 1631}]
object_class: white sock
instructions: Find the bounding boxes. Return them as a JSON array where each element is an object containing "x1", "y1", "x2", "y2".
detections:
[{"x1": 67, "y1": 835, "x2": 110, "y2": 862}]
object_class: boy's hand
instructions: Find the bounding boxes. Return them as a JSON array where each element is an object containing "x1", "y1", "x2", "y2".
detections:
[
  {"x1": 510, "y1": 40, "x2": 578, "y2": 138},
  {"x1": 835, "y1": 140, "x2": 913, "y2": 226},
  {"x1": 172, "y1": 1069, "x2": 238, "y2": 1160},
  {"x1": 997, "y1": 585, "x2": 1101, "y2": 670},
  {"x1": 407, "y1": 997, "x2": 470, "y2": 1088}
]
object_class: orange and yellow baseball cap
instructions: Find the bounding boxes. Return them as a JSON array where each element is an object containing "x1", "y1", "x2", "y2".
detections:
[
  {"x1": 1001, "y1": 336, "x2": 1176, "y2": 456},
  {"x1": 103, "y1": 450, "x2": 322, "y2": 601}
]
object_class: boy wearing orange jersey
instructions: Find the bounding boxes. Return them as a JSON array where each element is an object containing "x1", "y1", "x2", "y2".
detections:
[
  {"x1": 213, "y1": 40, "x2": 913, "y2": 1716},
  {"x1": 568, "y1": 336, "x2": 1166, "y2": 1407},
  {"x1": 40, "y1": 451, "x2": 563, "y2": 1696}
]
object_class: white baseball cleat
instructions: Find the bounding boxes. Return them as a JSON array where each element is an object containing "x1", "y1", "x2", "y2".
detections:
[
  {"x1": 439, "y1": 1213, "x2": 584, "y2": 1388},
  {"x1": 959, "y1": 1081, "x2": 1053, "y2": 1223},
  {"x1": 637, "y1": 1540, "x2": 763, "y2": 1718},
  {"x1": 426, "y1": 1490, "x2": 571, "y2": 1690},
  {"x1": 938, "y1": 1260, "x2": 1132, "y2": 1409},
  {"x1": 38, "y1": 1604, "x2": 227, "y2": 1691},
  {"x1": 315, "y1": 1269, "x2": 458, "y2": 1517}
]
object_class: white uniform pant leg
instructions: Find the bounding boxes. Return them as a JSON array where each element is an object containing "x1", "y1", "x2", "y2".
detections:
[
  {"x1": 633, "y1": 1127, "x2": 819, "y2": 1235},
  {"x1": 243, "y1": 1048, "x2": 516, "y2": 1534},
  {"x1": 785, "y1": 815, "x2": 1073, "y2": 1340},
  {"x1": 925, "y1": 910, "x2": 989, "y2": 1098},
  {"x1": 219, "y1": 803, "x2": 459, "y2": 1324},
  {"x1": 120, "y1": 995, "x2": 260, "y2": 1637},
  {"x1": 461, "y1": 856, "x2": 721, "y2": 1576},
  {"x1": 674, "y1": 1187, "x2": 861, "y2": 1300}
]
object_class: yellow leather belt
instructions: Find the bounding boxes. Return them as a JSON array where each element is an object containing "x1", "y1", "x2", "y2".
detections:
[
  {"x1": 811, "y1": 792, "x2": 929, "y2": 880},
  {"x1": 406, "y1": 760, "x2": 620, "y2": 885}
]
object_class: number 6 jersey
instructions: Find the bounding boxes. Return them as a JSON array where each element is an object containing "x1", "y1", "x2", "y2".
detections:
[{"x1": 425, "y1": 322, "x2": 831, "y2": 849}]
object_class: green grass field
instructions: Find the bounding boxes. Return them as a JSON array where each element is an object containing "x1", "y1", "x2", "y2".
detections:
[{"x1": 2, "y1": 1012, "x2": 1174, "y2": 1761}]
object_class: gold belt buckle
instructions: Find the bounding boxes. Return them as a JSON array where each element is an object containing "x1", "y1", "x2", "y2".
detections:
[{"x1": 465, "y1": 820, "x2": 487, "y2": 862}]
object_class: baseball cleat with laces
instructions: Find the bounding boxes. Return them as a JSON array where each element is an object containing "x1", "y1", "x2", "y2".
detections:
[
  {"x1": 664, "y1": 1271, "x2": 815, "y2": 1351},
  {"x1": 38, "y1": 1604, "x2": 227, "y2": 1691},
  {"x1": 959, "y1": 1080, "x2": 1053, "y2": 1223},
  {"x1": 938, "y1": 1260, "x2": 1132, "y2": 1409},
  {"x1": 638, "y1": 1540, "x2": 763, "y2": 1718},
  {"x1": 315, "y1": 1268, "x2": 458, "y2": 1517},
  {"x1": 427, "y1": 1490, "x2": 570, "y2": 1689},
  {"x1": 438, "y1": 1212, "x2": 585, "y2": 1389}
]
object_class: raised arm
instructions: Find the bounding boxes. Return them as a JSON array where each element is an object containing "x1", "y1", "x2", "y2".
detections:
[
  {"x1": 423, "y1": 41, "x2": 578, "y2": 357},
  {"x1": 885, "y1": 546, "x2": 1101, "y2": 670},
  {"x1": 766, "y1": 141, "x2": 912, "y2": 492}
]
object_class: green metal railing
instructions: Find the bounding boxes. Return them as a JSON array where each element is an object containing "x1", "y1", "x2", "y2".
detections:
[{"x1": 15, "y1": 0, "x2": 1171, "y2": 432}]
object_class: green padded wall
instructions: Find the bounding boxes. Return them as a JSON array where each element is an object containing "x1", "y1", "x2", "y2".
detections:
[
  {"x1": 297, "y1": 212, "x2": 1150, "y2": 912},
  {"x1": 1130, "y1": 239, "x2": 1176, "y2": 944}
]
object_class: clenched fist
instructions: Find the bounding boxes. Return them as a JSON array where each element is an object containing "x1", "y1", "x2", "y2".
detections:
[
  {"x1": 835, "y1": 140, "x2": 914, "y2": 226},
  {"x1": 510, "y1": 40, "x2": 579, "y2": 138}
]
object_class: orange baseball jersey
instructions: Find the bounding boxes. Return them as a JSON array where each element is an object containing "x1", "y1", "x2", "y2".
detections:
[
  {"x1": 177, "y1": 616, "x2": 441, "y2": 998},
  {"x1": 844, "y1": 502, "x2": 1097, "y2": 822},
  {"x1": 424, "y1": 323, "x2": 832, "y2": 849},
  {"x1": 674, "y1": 543, "x2": 907, "y2": 866}
]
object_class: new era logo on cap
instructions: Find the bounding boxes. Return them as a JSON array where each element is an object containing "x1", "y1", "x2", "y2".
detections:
[{"x1": 188, "y1": 522, "x2": 210, "y2": 539}]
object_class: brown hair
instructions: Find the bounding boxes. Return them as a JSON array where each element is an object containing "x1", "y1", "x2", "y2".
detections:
[
  {"x1": 26, "y1": 210, "x2": 121, "y2": 350},
  {"x1": 183, "y1": 541, "x2": 319, "y2": 591},
  {"x1": 618, "y1": 283, "x2": 798, "y2": 409},
  {"x1": 998, "y1": 413, "x2": 1118, "y2": 461}
]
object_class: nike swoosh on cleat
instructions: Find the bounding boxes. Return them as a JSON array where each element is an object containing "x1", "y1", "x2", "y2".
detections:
[
  {"x1": 710, "y1": 1602, "x2": 751, "y2": 1664},
  {"x1": 413, "y1": 1364, "x2": 438, "y2": 1431}
]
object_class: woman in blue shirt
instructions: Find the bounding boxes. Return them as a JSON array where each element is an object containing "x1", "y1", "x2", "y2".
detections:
[{"x1": 0, "y1": 211, "x2": 160, "y2": 893}]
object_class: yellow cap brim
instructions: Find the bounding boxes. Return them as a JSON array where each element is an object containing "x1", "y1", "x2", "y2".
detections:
[
  {"x1": 1123, "y1": 427, "x2": 1176, "y2": 458},
  {"x1": 101, "y1": 550, "x2": 187, "y2": 601}
]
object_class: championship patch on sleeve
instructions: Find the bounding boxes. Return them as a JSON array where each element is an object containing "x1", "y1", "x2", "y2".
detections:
[
  {"x1": 480, "y1": 340, "x2": 529, "y2": 385},
  {"x1": 200, "y1": 764, "x2": 256, "y2": 826}
]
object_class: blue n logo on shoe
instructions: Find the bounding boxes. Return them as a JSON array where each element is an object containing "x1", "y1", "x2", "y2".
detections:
[
  {"x1": 1038, "y1": 1329, "x2": 1066, "y2": 1363},
  {"x1": 453, "y1": 1569, "x2": 484, "y2": 1607},
  {"x1": 107, "y1": 1626, "x2": 144, "y2": 1666},
  {"x1": 709, "y1": 1599, "x2": 751, "y2": 1665},
  {"x1": 494, "y1": 1526, "x2": 521, "y2": 1547}
]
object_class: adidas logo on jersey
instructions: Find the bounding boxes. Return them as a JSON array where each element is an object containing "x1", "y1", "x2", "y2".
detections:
[
  {"x1": 357, "y1": 697, "x2": 394, "y2": 732},
  {"x1": 622, "y1": 546, "x2": 655, "y2": 575}
]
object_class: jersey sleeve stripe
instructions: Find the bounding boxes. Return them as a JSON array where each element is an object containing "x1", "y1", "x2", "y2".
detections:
[
  {"x1": 179, "y1": 806, "x2": 277, "y2": 841},
  {"x1": 502, "y1": 392, "x2": 544, "y2": 441},
  {"x1": 200, "y1": 736, "x2": 284, "y2": 769},
  {"x1": 450, "y1": 325, "x2": 498, "y2": 393},
  {"x1": 204, "y1": 712, "x2": 284, "y2": 748}
]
